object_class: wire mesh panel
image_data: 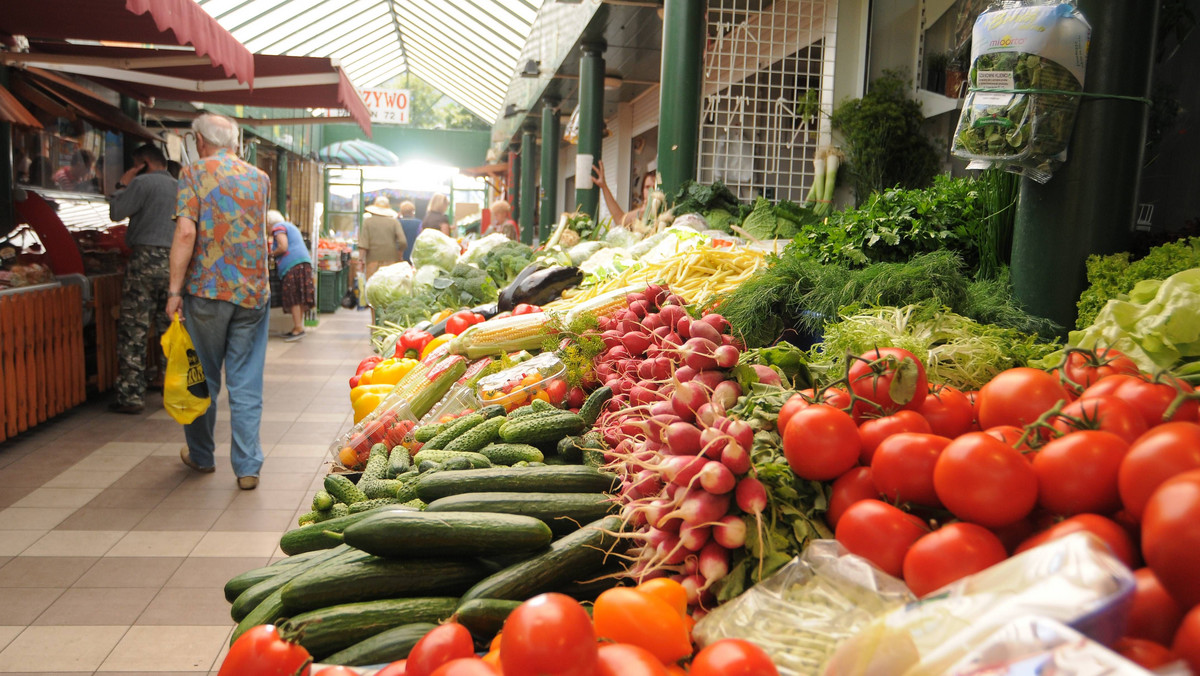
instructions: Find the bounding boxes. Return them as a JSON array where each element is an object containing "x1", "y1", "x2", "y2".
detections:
[{"x1": 699, "y1": 0, "x2": 838, "y2": 203}]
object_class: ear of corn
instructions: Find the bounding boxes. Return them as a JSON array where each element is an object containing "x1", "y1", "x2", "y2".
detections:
[
  {"x1": 450, "y1": 313, "x2": 551, "y2": 358},
  {"x1": 562, "y1": 285, "x2": 644, "y2": 326}
]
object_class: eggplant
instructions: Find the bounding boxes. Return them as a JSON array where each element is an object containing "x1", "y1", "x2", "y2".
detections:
[
  {"x1": 497, "y1": 262, "x2": 549, "y2": 311},
  {"x1": 508, "y1": 266, "x2": 584, "y2": 308}
]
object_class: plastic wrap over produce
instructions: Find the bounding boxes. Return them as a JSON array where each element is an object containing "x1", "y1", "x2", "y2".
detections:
[
  {"x1": 823, "y1": 533, "x2": 1135, "y2": 676},
  {"x1": 692, "y1": 540, "x2": 915, "y2": 676},
  {"x1": 951, "y1": 1, "x2": 1091, "y2": 183},
  {"x1": 945, "y1": 616, "x2": 1167, "y2": 676}
]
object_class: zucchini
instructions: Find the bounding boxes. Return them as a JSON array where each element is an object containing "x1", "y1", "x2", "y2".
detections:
[
  {"x1": 230, "y1": 545, "x2": 358, "y2": 622},
  {"x1": 416, "y1": 466, "x2": 619, "y2": 502},
  {"x1": 459, "y1": 516, "x2": 624, "y2": 603},
  {"x1": 281, "y1": 558, "x2": 489, "y2": 613},
  {"x1": 322, "y1": 622, "x2": 437, "y2": 666},
  {"x1": 361, "y1": 444, "x2": 389, "y2": 482},
  {"x1": 453, "y1": 599, "x2": 522, "y2": 641},
  {"x1": 324, "y1": 474, "x2": 368, "y2": 505},
  {"x1": 414, "y1": 421, "x2": 449, "y2": 443},
  {"x1": 499, "y1": 412, "x2": 586, "y2": 445},
  {"x1": 579, "y1": 386, "x2": 612, "y2": 426},
  {"x1": 312, "y1": 490, "x2": 335, "y2": 512},
  {"x1": 359, "y1": 479, "x2": 404, "y2": 499},
  {"x1": 279, "y1": 505, "x2": 410, "y2": 555},
  {"x1": 413, "y1": 449, "x2": 492, "y2": 469},
  {"x1": 424, "y1": 413, "x2": 485, "y2": 451},
  {"x1": 387, "y1": 446, "x2": 411, "y2": 478},
  {"x1": 425, "y1": 492, "x2": 614, "y2": 535},
  {"x1": 479, "y1": 443, "x2": 543, "y2": 466},
  {"x1": 343, "y1": 511, "x2": 553, "y2": 559},
  {"x1": 280, "y1": 598, "x2": 456, "y2": 660},
  {"x1": 442, "y1": 417, "x2": 505, "y2": 454}
]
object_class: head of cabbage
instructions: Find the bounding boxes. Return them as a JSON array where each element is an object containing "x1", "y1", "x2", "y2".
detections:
[{"x1": 365, "y1": 262, "x2": 414, "y2": 308}]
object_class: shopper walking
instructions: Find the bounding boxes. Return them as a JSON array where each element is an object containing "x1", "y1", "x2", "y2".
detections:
[
  {"x1": 359, "y1": 196, "x2": 406, "y2": 278},
  {"x1": 268, "y1": 210, "x2": 315, "y2": 341},
  {"x1": 108, "y1": 144, "x2": 178, "y2": 414},
  {"x1": 486, "y1": 200, "x2": 519, "y2": 241},
  {"x1": 397, "y1": 200, "x2": 422, "y2": 263},
  {"x1": 166, "y1": 113, "x2": 271, "y2": 490},
  {"x1": 421, "y1": 193, "x2": 452, "y2": 236}
]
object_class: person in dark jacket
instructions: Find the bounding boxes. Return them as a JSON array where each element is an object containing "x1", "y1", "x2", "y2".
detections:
[{"x1": 397, "y1": 200, "x2": 422, "y2": 262}]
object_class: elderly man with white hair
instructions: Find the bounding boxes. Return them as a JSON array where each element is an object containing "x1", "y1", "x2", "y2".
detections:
[{"x1": 166, "y1": 112, "x2": 272, "y2": 490}]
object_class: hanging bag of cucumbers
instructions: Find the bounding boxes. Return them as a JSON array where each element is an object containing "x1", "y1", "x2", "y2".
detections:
[{"x1": 951, "y1": 1, "x2": 1091, "y2": 183}]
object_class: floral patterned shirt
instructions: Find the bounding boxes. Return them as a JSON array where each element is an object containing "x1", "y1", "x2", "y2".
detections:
[{"x1": 175, "y1": 148, "x2": 271, "y2": 309}]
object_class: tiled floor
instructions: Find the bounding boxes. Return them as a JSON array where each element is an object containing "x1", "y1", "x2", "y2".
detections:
[{"x1": 0, "y1": 309, "x2": 373, "y2": 674}]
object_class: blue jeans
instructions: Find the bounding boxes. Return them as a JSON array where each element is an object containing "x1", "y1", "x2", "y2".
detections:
[{"x1": 182, "y1": 296, "x2": 269, "y2": 477}]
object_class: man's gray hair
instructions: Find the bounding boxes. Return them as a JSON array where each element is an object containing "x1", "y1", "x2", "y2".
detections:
[{"x1": 193, "y1": 113, "x2": 240, "y2": 149}]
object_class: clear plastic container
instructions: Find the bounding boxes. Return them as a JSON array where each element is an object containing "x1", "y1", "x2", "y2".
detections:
[
  {"x1": 474, "y1": 352, "x2": 567, "y2": 412},
  {"x1": 328, "y1": 398, "x2": 416, "y2": 471},
  {"x1": 947, "y1": 616, "x2": 1164, "y2": 676}
]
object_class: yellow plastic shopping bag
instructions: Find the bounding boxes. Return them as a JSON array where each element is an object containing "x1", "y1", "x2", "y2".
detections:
[{"x1": 161, "y1": 315, "x2": 211, "y2": 424}]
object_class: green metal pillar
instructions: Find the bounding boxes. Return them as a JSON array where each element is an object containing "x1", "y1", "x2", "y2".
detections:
[
  {"x1": 575, "y1": 43, "x2": 605, "y2": 219},
  {"x1": 119, "y1": 95, "x2": 141, "y2": 169},
  {"x1": 277, "y1": 154, "x2": 289, "y2": 214},
  {"x1": 512, "y1": 144, "x2": 530, "y2": 245},
  {"x1": 1011, "y1": 1, "x2": 1159, "y2": 331},
  {"x1": 520, "y1": 125, "x2": 537, "y2": 243},
  {"x1": 657, "y1": 0, "x2": 706, "y2": 197},
  {"x1": 0, "y1": 68, "x2": 13, "y2": 234},
  {"x1": 540, "y1": 100, "x2": 560, "y2": 242}
]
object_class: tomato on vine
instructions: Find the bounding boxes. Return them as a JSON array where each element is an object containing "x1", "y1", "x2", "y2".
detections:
[
  {"x1": 1142, "y1": 469, "x2": 1200, "y2": 610},
  {"x1": 690, "y1": 639, "x2": 780, "y2": 676},
  {"x1": 1016, "y1": 514, "x2": 1137, "y2": 569},
  {"x1": 782, "y1": 405, "x2": 861, "y2": 481},
  {"x1": 217, "y1": 625, "x2": 312, "y2": 676},
  {"x1": 826, "y1": 467, "x2": 880, "y2": 529},
  {"x1": 917, "y1": 384, "x2": 974, "y2": 438},
  {"x1": 1082, "y1": 374, "x2": 1199, "y2": 426},
  {"x1": 500, "y1": 594, "x2": 598, "y2": 676},
  {"x1": 857, "y1": 411, "x2": 931, "y2": 465},
  {"x1": 871, "y1": 432, "x2": 951, "y2": 508},
  {"x1": 1127, "y1": 568, "x2": 1184, "y2": 646},
  {"x1": 1033, "y1": 430, "x2": 1128, "y2": 516},
  {"x1": 1118, "y1": 422, "x2": 1200, "y2": 520},
  {"x1": 902, "y1": 523, "x2": 1007, "y2": 598},
  {"x1": 1059, "y1": 347, "x2": 1140, "y2": 394},
  {"x1": 1050, "y1": 395, "x2": 1148, "y2": 444},
  {"x1": 934, "y1": 432, "x2": 1038, "y2": 528},
  {"x1": 977, "y1": 368, "x2": 1069, "y2": 430},
  {"x1": 847, "y1": 348, "x2": 928, "y2": 416},
  {"x1": 835, "y1": 499, "x2": 928, "y2": 578}
]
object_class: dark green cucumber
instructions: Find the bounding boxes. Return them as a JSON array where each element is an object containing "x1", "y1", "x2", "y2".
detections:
[
  {"x1": 418, "y1": 460, "x2": 442, "y2": 473},
  {"x1": 230, "y1": 545, "x2": 358, "y2": 621},
  {"x1": 479, "y1": 404, "x2": 507, "y2": 419},
  {"x1": 280, "y1": 598, "x2": 457, "y2": 660},
  {"x1": 556, "y1": 561, "x2": 629, "y2": 602},
  {"x1": 387, "y1": 446, "x2": 411, "y2": 477},
  {"x1": 279, "y1": 505, "x2": 411, "y2": 555},
  {"x1": 280, "y1": 558, "x2": 489, "y2": 613},
  {"x1": 233, "y1": 586, "x2": 287, "y2": 644},
  {"x1": 423, "y1": 413, "x2": 485, "y2": 451},
  {"x1": 459, "y1": 515, "x2": 623, "y2": 603},
  {"x1": 579, "y1": 386, "x2": 612, "y2": 425},
  {"x1": 224, "y1": 554, "x2": 322, "y2": 602},
  {"x1": 453, "y1": 599, "x2": 522, "y2": 641},
  {"x1": 330, "y1": 503, "x2": 351, "y2": 518},
  {"x1": 441, "y1": 456, "x2": 475, "y2": 471},
  {"x1": 348, "y1": 497, "x2": 401, "y2": 513},
  {"x1": 268, "y1": 549, "x2": 325, "y2": 567},
  {"x1": 312, "y1": 490, "x2": 335, "y2": 511},
  {"x1": 425, "y1": 492, "x2": 614, "y2": 535},
  {"x1": 361, "y1": 444, "x2": 389, "y2": 482},
  {"x1": 476, "y1": 551, "x2": 537, "y2": 573},
  {"x1": 324, "y1": 474, "x2": 368, "y2": 504},
  {"x1": 416, "y1": 466, "x2": 619, "y2": 502},
  {"x1": 442, "y1": 416, "x2": 505, "y2": 454},
  {"x1": 479, "y1": 443, "x2": 544, "y2": 466},
  {"x1": 322, "y1": 622, "x2": 437, "y2": 666},
  {"x1": 359, "y1": 478, "x2": 404, "y2": 499},
  {"x1": 556, "y1": 435, "x2": 584, "y2": 463},
  {"x1": 297, "y1": 509, "x2": 327, "y2": 526},
  {"x1": 529, "y1": 399, "x2": 558, "y2": 413},
  {"x1": 414, "y1": 421, "x2": 449, "y2": 443},
  {"x1": 343, "y1": 511, "x2": 552, "y2": 558},
  {"x1": 498, "y1": 412, "x2": 586, "y2": 445}
]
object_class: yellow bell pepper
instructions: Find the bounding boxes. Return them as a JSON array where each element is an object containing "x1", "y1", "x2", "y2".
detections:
[
  {"x1": 362, "y1": 358, "x2": 417, "y2": 386},
  {"x1": 350, "y1": 383, "x2": 393, "y2": 405},
  {"x1": 352, "y1": 390, "x2": 387, "y2": 424},
  {"x1": 420, "y1": 333, "x2": 456, "y2": 360}
]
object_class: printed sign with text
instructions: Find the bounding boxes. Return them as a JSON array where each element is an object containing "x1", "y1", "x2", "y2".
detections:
[{"x1": 360, "y1": 88, "x2": 411, "y2": 125}]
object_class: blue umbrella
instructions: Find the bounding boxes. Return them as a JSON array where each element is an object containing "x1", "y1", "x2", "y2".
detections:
[{"x1": 317, "y1": 139, "x2": 401, "y2": 166}]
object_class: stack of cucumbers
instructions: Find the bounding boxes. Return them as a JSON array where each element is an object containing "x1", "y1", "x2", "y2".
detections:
[{"x1": 225, "y1": 463, "x2": 624, "y2": 666}]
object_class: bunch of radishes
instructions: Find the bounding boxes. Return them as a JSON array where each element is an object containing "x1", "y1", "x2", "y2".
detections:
[{"x1": 591, "y1": 284, "x2": 776, "y2": 613}]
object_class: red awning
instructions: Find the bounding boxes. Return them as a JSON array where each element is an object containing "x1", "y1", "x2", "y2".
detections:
[
  {"x1": 0, "y1": 0, "x2": 254, "y2": 85},
  {"x1": 7, "y1": 44, "x2": 372, "y2": 137}
]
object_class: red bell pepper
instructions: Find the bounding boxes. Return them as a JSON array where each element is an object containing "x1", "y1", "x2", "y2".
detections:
[
  {"x1": 397, "y1": 328, "x2": 434, "y2": 359},
  {"x1": 356, "y1": 356, "x2": 383, "y2": 376}
]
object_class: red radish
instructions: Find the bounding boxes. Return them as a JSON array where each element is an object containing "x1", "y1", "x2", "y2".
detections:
[
  {"x1": 626, "y1": 292, "x2": 646, "y2": 306},
  {"x1": 664, "y1": 294, "x2": 687, "y2": 307},
  {"x1": 567, "y1": 386, "x2": 587, "y2": 409},
  {"x1": 642, "y1": 499, "x2": 673, "y2": 526},
  {"x1": 714, "y1": 344, "x2": 740, "y2": 369},
  {"x1": 657, "y1": 535, "x2": 688, "y2": 565},
  {"x1": 629, "y1": 300, "x2": 649, "y2": 318},
  {"x1": 653, "y1": 357, "x2": 674, "y2": 380},
  {"x1": 601, "y1": 331, "x2": 623, "y2": 349},
  {"x1": 721, "y1": 334, "x2": 738, "y2": 346},
  {"x1": 630, "y1": 385, "x2": 665, "y2": 407},
  {"x1": 713, "y1": 515, "x2": 747, "y2": 548},
  {"x1": 700, "y1": 428, "x2": 728, "y2": 459},
  {"x1": 751, "y1": 364, "x2": 783, "y2": 386},
  {"x1": 724, "y1": 419, "x2": 754, "y2": 451},
  {"x1": 735, "y1": 477, "x2": 768, "y2": 515},
  {"x1": 646, "y1": 285, "x2": 667, "y2": 306},
  {"x1": 658, "y1": 304, "x2": 683, "y2": 327},
  {"x1": 662, "y1": 488, "x2": 732, "y2": 525},
  {"x1": 649, "y1": 400, "x2": 676, "y2": 417},
  {"x1": 662, "y1": 332, "x2": 683, "y2": 348},
  {"x1": 684, "y1": 555, "x2": 699, "y2": 576},
  {"x1": 643, "y1": 527, "x2": 671, "y2": 548},
  {"x1": 679, "y1": 575, "x2": 703, "y2": 605},
  {"x1": 679, "y1": 523, "x2": 711, "y2": 551},
  {"x1": 607, "y1": 345, "x2": 629, "y2": 360},
  {"x1": 692, "y1": 370, "x2": 728, "y2": 391},
  {"x1": 672, "y1": 381, "x2": 708, "y2": 418},
  {"x1": 696, "y1": 402, "x2": 724, "y2": 428},
  {"x1": 683, "y1": 341, "x2": 719, "y2": 371},
  {"x1": 721, "y1": 441, "x2": 751, "y2": 475},
  {"x1": 646, "y1": 414, "x2": 682, "y2": 442},
  {"x1": 663, "y1": 454, "x2": 708, "y2": 486},
  {"x1": 711, "y1": 380, "x2": 742, "y2": 409},
  {"x1": 699, "y1": 314, "x2": 731, "y2": 335},
  {"x1": 699, "y1": 460, "x2": 737, "y2": 494},
  {"x1": 677, "y1": 315, "x2": 693, "y2": 339},
  {"x1": 621, "y1": 501, "x2": 647, "y2": 527},
  {"x1": 665, "y1": 422, "x2": 703, "y2": 455},
  {"x1": 674, "y1": 365, "x2": 698, "y2": 383},
  {"x1": 637, "y1": 361, "x2": 657, "y2": 381},
  {"x1": 689, "y1": 320, "x2": 722, "y2": 345},
  {"x1": 698, "y1": 542, "x2": 730, "y2": 586}
]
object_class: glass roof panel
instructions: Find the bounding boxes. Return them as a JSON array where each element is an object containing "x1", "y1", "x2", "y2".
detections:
[{"x1": 197, "y1": 0, "x2": 545, "y2": 121}]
